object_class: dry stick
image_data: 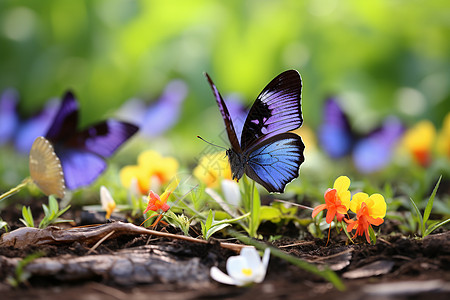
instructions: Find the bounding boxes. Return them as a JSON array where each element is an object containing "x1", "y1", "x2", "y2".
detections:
[{"x1": 87, "y1": 230, "x2": 116, "y2": 255}]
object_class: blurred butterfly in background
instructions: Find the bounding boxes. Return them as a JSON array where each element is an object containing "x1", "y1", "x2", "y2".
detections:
[
  {"x1": 318, "y1": 98, "x2": 404, "y2": 173},
  {"x1": 205, "y1": 70, "x2": 305, "y2": 193},
  {"x1": 116, "y1": 80, "x2": 187, "y2": 138},
  {"x1": 42, "y1": 91, "x2": 139, "y2": 190},
  {"x1": 0, "y1": 89, "x2": 60, "y2": 154}
]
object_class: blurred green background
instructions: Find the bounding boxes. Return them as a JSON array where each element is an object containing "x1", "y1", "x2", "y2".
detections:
[
  {"x1": 2, "y1": 0, "x2": 449, "y2": 122},
  {"x1": 1, "y1": 0, "x2": 449, "y2": 174}
]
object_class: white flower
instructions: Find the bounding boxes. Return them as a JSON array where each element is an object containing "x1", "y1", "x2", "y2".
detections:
[
  {"x1": 210, "y1": 246, "x2": 270, "y2": 286},
  {"x1": 100, "y1": 186, "x2": 116, "y2": 219},
  {"x1": 221, "y1": 179, "x2": 241, "y2": 207}
]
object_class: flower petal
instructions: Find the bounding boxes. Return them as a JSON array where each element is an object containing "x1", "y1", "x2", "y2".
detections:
[
  {"x1": 368, "y1": 193, "x2": 387, "y2": 219},
  {"x1": 312, "y1": 204, "x2": 327, "y2": 218},
  {"x1": 210, "y1": 266, "x2": 238, "y2": 285},
  {"x1": 333, "y1": 176, "x2": 350, "y2": 193},
  {"x1": 350, "y1": 192, "x2": 368, "y2": 213}
]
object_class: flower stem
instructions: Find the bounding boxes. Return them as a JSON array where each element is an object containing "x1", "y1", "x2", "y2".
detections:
[{"x1": 0, "y1": 177, "x2": 32, "y2": 202}]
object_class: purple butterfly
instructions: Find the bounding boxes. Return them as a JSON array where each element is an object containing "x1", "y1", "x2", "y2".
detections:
[
  {"x1": 318, "y1": 98, "x2": 404, "y2": 173},
  {"x1": 117, "y1": 80, "x2": 187, "y2": 137},
  {"x1": 45, "y1": 91, "x2": 139, "y2": 189},
  {"x1": 205, "y1": 70, "x2": 305, "y2": 193}
]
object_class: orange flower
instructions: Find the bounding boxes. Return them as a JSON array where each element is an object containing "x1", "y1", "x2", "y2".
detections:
[
  {"x1": 345, "y1": 192, "x2": 386, "y2": 243},
  {"x1": 312, "y1": 176, "x2": 351, "y2": 223},
  {"x1": 143, "y1": 178, "x2": 179, "y2": 214},
  {"x1": 346, "y1": 203, "x2": 384, "y2": 243}
]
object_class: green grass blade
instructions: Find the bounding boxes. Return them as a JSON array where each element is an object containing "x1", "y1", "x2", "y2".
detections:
[
  {"x1": 409, "y1": 197, "x2": 423, "y2": 236},
  {"x1": 424, "y1": 218, "x2": 450, "y2": 237},
  {"x1": 423, "y1": 175, "x2": 442, "y2": 226}
]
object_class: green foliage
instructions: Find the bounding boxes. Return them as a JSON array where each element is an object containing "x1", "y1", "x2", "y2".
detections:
[
  {"x1": 20, "y1": 196, "x2": 72, "y2": 229},
  {"x1": 0, "y1": 218, "x2": 9, "y2": 232},
  {"x1": 165, "y1": 211, "x2": 192, "y2": 236},
  {"x1": 20, "y1": 206, "x2": 34, "y2": 227},
  {"x1": 200, "y1": 209, "x2": 248, "y2": 240},
  {"x1": 409, "y1": 176, "x2": 449, "y2": 238},
  {"x1": 7, "y1": 252, "x2": 43, "y2": 288}
]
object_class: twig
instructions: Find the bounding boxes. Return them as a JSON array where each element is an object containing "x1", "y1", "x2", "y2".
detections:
[{"x1": 87, "y1": 230, "x2": 115, "y2": 255}]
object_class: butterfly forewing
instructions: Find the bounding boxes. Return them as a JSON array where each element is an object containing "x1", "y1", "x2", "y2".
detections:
[
  {"x1": 29, "y1": 137, "x2": 65, "y2": 198},
  {"x1": 204, "y1": 73, "x2": 241, "y2": 152},
  {"x1": 45, "y1": 91, "x2": 79, "y2": 142},
  {"x1": 241, "y1": 70, "x2": 303, "y2": 151},
  {"x1": 73, "y1": 120, "x2": 139, "y2": 158},
  {"x1": 245, "y1": 133, "x2": 305, "y2": 193},
  {"x1": 318, "y1": 98, "x2": 354, "y2": 158}
]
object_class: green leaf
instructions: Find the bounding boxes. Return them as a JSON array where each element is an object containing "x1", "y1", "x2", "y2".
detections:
[
  {"x1": 20, "y1": 206, "x2": 34, "y2": 227},
  {"x1": 409, "y1": 197, "x2": 423, "y2": 236},
  {"x1": 259, "y1": 206, "x2": 282, "y2": 222},
  {"x1": 368, "y1": 226, "x2": 377, "y2": 244},
  {"x1": 424, "y1": 218, "x2": 450, "y2": 237},
  {"x1": 206, "y1": 223, "x2": 231, "y2": 240},
  {"x1": 250, "y1": 181, "x2": 261, "y2": 238},
  {"x1": 423, "y1": 175, "x2": 442, "y2": 226},
  {"x1": 49, "y1": 195, "x2": 58, "y2": 212}
]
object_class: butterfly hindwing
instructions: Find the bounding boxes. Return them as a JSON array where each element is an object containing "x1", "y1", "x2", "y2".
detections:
[
  {"x1": 241, "y1": 70, "x2": 303, "y2": 151},
  {"x1": 56, "y1": 148, "x2": 107, "y2": 190},
  {"x1": 205, "y1": 73, "x2": 241, "y2": 152},
  {"x1": 245, "y1": 133, "x2": 305, "y2": 193}
]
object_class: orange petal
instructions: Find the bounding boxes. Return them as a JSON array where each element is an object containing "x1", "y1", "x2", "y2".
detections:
[{"x1": 312, "y1": 204, "x2": 327, "y2": 218}]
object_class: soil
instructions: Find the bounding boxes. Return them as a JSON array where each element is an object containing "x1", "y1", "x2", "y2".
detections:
[{"x1": 0, "y1": 205, "x2": 449, "y2": 300}]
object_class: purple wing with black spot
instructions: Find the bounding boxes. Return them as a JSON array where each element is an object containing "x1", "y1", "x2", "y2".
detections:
[
  {"x1": 205, "y1": 73, "x2": 241, "y2": 152},
  {"x1": 72, "y1": 120, "x2": 139, "y2": 158},
  {"x1": 241, "y1": 70, "x2": 303, "y2": 151},
  {"x1": 45, "y1": 91, "x2": 138, "y2": 189},
  {"x1": 318, "y1": 98, "x2": 354, "y2": 158}
]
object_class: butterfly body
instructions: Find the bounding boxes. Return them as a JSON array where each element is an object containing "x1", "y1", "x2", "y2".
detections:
[{"x1": 206, "y1": 70, "x2": 305, "y2": 193}]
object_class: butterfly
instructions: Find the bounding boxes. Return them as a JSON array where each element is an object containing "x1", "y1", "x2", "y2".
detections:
[
  {"x1": 44, "y1": 91, "x2": 139, "y2": 190},
  {"x1": 205, "y1": 70, "x2": 305, "y2": 193},
  {"x1": 0, "y1": 88, "x2": 60, "y2": 154},
  {"x1": 318, "y1": 98, "x2": 404, "y2": 173},
  {"x1": 116, "y1": 80, "x2": 187, "y2": 138}
]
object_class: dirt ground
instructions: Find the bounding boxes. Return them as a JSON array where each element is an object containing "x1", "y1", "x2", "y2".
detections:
[{"x1": 0, "y1": 205, "x2": 449, "y2": 300}]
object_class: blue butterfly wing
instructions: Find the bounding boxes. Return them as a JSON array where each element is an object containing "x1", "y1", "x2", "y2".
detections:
[
  {"x1": 245, "y1": 133, "x2": 305, "y2": 193},
  {"x1": 205, "y1": 73, "x2": 241, "y2": 152},
  {"x1": 353, "y1": 117, "x2": 404, "y2": 173},
  {"x1": 74, "y1": 120, "x2": 139, "y2": 158},
  {"x1": 56, "y1": 148, "x2": 107, "y2": 190},
  {"x1": 0, "y1": 89, "x2": 19, "y2": 145},
  {"x1": 240, "y1": 70, "x2": 303, "y2": 151},
  {"x1": 318, "y1": 98, "x2": 353, "y2": 158}
]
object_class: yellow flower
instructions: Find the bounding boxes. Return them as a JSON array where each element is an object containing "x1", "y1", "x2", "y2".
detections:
[
  {"x1": 193, "y1": 151, "x2": 232, "y2": 188},
  {"x1": 350, "y1": 192, "x2": 386, "y2": 219},
  {"x1": 333, "y1": 176, "x2": 351, "y2": 210},
  {"x1": 120, "y1": 150, "x2": 179, "y2": 194},
  {"x1": 402, "y1": 120, "x2": 436, "y2": 167},
  {"x1": 437, "y1": 112, "x2": 450, "y2": 158}
]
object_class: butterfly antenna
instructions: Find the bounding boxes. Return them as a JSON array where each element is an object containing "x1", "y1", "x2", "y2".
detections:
[{"x1": 196, "y1": 136, "x2": 227, "y2": 150}]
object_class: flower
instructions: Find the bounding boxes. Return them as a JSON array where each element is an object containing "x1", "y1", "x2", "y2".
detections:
[
  {"x1": 100, "y1": 186, "x2": 116, "y2": 219},
  {"x1": 402, "y1": 120, "x2": 436, "y2": 167},
  {"x1": 193, "y1": 151, "x2": 232, "y2": 188},
  {"x1": 346, "y1": 192, "x2": 386, "y2": 243},
  {"x1": 312, "y1": 176, "x2": 351, "y2": 223},
  {"x1": 120, "y1": 150, "x2": 179, "y2": 194},
  {"x1": 143, "y1": 178, "x2": 179, "y2": 214},
  {"x1": 210, "y1": 247, "x2": 270, "y2": 286},
  {"x1": 437, "y1": 112, "x2": 450, "y2": 158}
]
